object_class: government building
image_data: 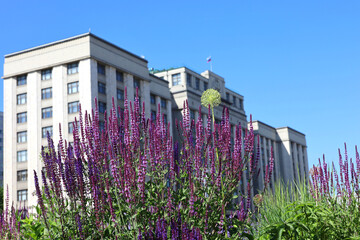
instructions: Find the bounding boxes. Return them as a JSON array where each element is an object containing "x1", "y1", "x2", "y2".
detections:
[{"x1": 2, "y1": 33, "x2": 308, "y2": 206}]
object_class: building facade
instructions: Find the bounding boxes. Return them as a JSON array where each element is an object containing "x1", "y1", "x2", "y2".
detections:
[{"x1": 3, "y1": 33, "x2": 308, "y2": 206}]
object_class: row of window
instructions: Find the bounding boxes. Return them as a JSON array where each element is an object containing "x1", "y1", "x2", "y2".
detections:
[
  {"x1": 150, "y1": 94, "x2": 167, "y2": 108},
  {"x1": 17, "y1": 82, "x2": 79, "y2": 106},
  {"x1": 150, "y1": 110, "x2": 168, "y2": 124},
  {"x1": 17, "y1": 127, "x2": 53, "y2": 143},
  {"x1": 17, "y1": 102, "x2": 79, "y2": 125},
  {"x1": 186, "y1": 73, "x2": 208, "y2": 91},
  {"x1": 226, "y1": 92, "x2": 244, "y2": 110},
  {"x1": 98, "y1": 62, "x2": 126, "y2": 84},
  {"x1": 16, "y1": 63, "x2": 79, "y2": 86}
]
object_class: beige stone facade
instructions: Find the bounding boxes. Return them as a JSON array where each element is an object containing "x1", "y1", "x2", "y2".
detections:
[{"x1": 3, "y1": 33, "x2": 308, "y2": 206}]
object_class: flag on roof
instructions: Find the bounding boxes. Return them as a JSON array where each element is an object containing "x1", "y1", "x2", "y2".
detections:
[{"x1": 207, "y1": 56, "x2": 212, "y2": 63}]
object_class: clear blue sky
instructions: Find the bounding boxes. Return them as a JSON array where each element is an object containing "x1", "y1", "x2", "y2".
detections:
[{"x1": 1, "y1": 1, "x2": 360, "y2": 169}]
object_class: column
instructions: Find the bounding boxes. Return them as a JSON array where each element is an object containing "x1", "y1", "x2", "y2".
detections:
[
  {"x1": 79, "y1": 59, "x2": 97, "y2": 114},
  {"x1": 52, "y1": 65, "x2": 65, "y2": 147},
  {"x1": 141, "y1": 81, "x2": 151, "y2": 120},
  {"x1": 4, "y1": 77, "x2": 16, "y2": 205},
  {"x1": 124, "y1": 74, "x2": 134, "y2": 103},
  {"x1": 106, "y1": 66, "x2": 116, "y2": 113},
  {"x1": 166, "y1": 100, "x2": 173, "y2": 136},
  {"x1": 27, "y1": 71, "x2": 41, "y2": 208}
]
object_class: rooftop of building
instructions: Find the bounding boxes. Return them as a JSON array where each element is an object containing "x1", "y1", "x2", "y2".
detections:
[
  {"x1": 252, "y1": 120, "x2": 306, "y2": 136},
  {"x1": 4, "y1": 32, "x2": 148, "y2": 63}
]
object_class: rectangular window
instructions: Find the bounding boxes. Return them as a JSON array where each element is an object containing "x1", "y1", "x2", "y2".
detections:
[
  {"x1": 98, "y1": 101, "x2": 106, "y2": 114},
  {"x1": 68, "y1": 82, "x2": 79, "y2": 94},
  {"x1": 17, "y1": 189, "x2": 27, "y2": 201},
  {"x1": 17, "y1": 75, "x2": 27, "y2": 86},
  {"x1": 172, "y1": 73, "x2": 181, "y2": 86},
  {"x1": 41, "y1": 88, "x2": 52, "y2": 99},
  {"x1": 17, "y1": 93, "x2": 27, "y2": 105},
  {"x1": 226, "y1": 93, "x2": 230, "y2": 101},
  {"x1": 99, "y1": 121, "x2": 105, "y2": 131},
  {"x1": 190, "y1": 110, "x2": 195, "y2": 120},
  {"x1": 67, "y1": 62, "x2": 79, "y2": 75},
  {"x1": 233, "y1": 96, "x2": 236, "y2": 107},
  {"x1": 186, "y1": 74, "x2": 192, "y2": 87},
  {"x1": 17, "y1": 150, "x2": 27, "y2": 162},
  {"x1": 160, "y1": 98, "x2": 166, "y2": 108},
  {"x1": 41, "y1": 69, "x2": 52, "y2": 80},
  {"x1": 151, "y1": 110, "x2": 156, "y2": 121},
  {"x1": 204, "y1": 82, "x2": 208, "y2": 90},
  {"x1": 17, "y1": 131, "x2": 27, "y2": 143},
  {"x1": 17, "y1": 170, "x2": 27, "y2": 181},
  {"x1": 195, "y1": 78, "x2": 200, "y2": 90},
  {"x1": 240, "y1": 99, "x2": 243, "y2": 110},
  {"x1": 117, "y1": 89, "x2": 124, "y2": 100},
  {"x1": 68, "y1": 122, "x2": 79, "y2": 134},
  {"x1": 42, "y1": 107, "x2": 53, "y2": 119},
  {"x1": 150, "y1": 94, "x2": 156, "y2": 105},
  {"x1": 17, "y1": 112, "x2": 27, "y2": 123},
  {"x1": 98, "y1": 82, "x2": 106, "y2": 94},
  {"x1": 134, "y1": 79, "x2": 141, "y2": 89},
  {"x1": 97, "y1": 63, "x2": 105, "y2": 75},
  {"x1": 116, "y1": 71, "x2": 123, "y2": 82},
  {"x1": 163, "y1": 114, "x2": 168, "y2": 124},
  {"x1": 68, "y1": 101, "x2": 80, "y2": 114},
  {"x1": 42, "y1": 126, "x2": 53, "y2": 138}
]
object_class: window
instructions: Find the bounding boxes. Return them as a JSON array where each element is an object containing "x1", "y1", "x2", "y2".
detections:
[
  {"x1": 42, "y1": 107, "x2": 53, "y2": 119},
  {"x1": 17, "y1": 112, "x2": 27, "y2": 123},
  {"x1": 68, "y1": 82, "x2": 79, "y2": 94},
  {"x1": 163, "y1": 114, "x2": 168, "y2": 124},
  {"x1": 99, "y1": 121, "x2": 105, "y2": 131},
  {"x1": 204, "y1": 82, "x2": 208, "y2": 90},
  {"x1": 233, "y1": 96, "x2": 236, "y2": 107},
  {"x1": 17, "y1": 170, "x2": 27, "y2": 181},
  {"x1": 17, "y1": 93, "x2": 27, "y2": 105},
  {"x1": 67, "y1": 62, "x2": 79, "y2": 75},
  {"x1": 151, "y1": 110, "x2": 156, "y2": 121},
  {"x1": 97, "y1": 63, "x2": 105, "y2": 75},
  {"x1": 17, "y1": 75, "x2": 27, "y2": 86},
  {"x1": 240, "y1": 99, "x2": 244, "y2": 110},
  {"x1": 160, "y1": 98, "x2": 166, "y2": 108},
  {"x1": 68, "y1": 122, "x2": 79, "y2": 134},
  {"x1": 134, "y1": 79, "x2": 141, "y2": 89},
  {"x1": 42, "y1": 126, "x2": 53, "y2": 138},
  {"x1": 190, "y1": 110, "x2": 195, "y2": 120},
  {"x1": 17, "y1": 190, "x2": 27, "y2": 201},
  {"x1": 17, "y1": 131, "x2": 27, "y2": 143},
  {"x1": 195, "y1": 78, "x2": 200, "y2": 90},
  {"x1": 98, "y1": 82, "x2": 106, "y2": 94},
  {"x1": 41, "y1": 69, "x2": 52, "y2": 80},
  {"x1": 172, "y1": 73, "x2": 181, "y2": 86},
  {"x1": 41, "y1": 88, "x2": 52, "y2": 99},
  {"x1": 17, "y1": 150, "x2": 27, "y2": 162},
  {"x1": 186, "y1": 74, "x2": 192, "y2": 87},
  {"x1": 226, "y1": 93, "x2": 230, "y2": 102},
  {"x1": 68, "y1": 101, "x2": 79, "y2": 114},
  {"x1": 116, "y1": 71, "x2": 123, "y2": 82},
  {"x1": 99, "y1": 101, "x2": 106, "y2": 114},
  {"x1": 150, "y1": 94, "x2": 156, "y2": 105},
  {"x1": 117, "y1": 89, "x2": 124, "y2": 101}
]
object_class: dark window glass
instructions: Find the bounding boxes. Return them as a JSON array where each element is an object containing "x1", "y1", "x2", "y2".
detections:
[
  {"x1": 150, "y1": 94, "x2": 156, "y2": 105},
  {"x1": 17, "y1": 170, "x2": 27, "y2": 181},
  {"x1": 17, "y1": 131, "x2": 27, "y2": 143},
  {"x1": 98, "y1": 82, "x2": 106, "y2": 94},
  {"x1": 17, "y1": 75, "x2": 27, "y2": 86},
  {"x1": 68, "y1": 82, "x2": 79, "y2": 94},
  {"x1": 116, "y1": 71, "x2": 123, "y2": 82},
  {"x1": 134, "y1": 79, "x2": 141, "y2": 89},
  {"x1": 186, "y1": 74, "x2": 192, "y2": 87},
  {"x1": 41, "y1": 69, "x2": 52, "y2": 80},
  {"x1": 117, "y1": 89, "x2": 124, "y2": 100},
  {"x1": 151, "y1": 110, "x2": 156, "y2": 121},
  {"x1": 233, "y1": 96, "x2": 236, "y2": 107},
  {"x1": 97, "y1": 63, "x2": 105, "y2": 75},
  {"x1": 17, "y1": 189, "x2": 28, "y2": 201},
  {"x1": 41, "y1": 107, "x2": 53, "y2": 119},
  {"x1": 99, "y1": 101, "x2": 106, "y2": 114},
  {"x1": 17, "y1": 112, "x2": 27, "y2": 123},
  {"x1": 195, "y1": 78, "x2": 200, "y2": 90},
  {"x1": 68, "y1": 101, "x2": 79, "y2": 114},
  {"x1": 17, "y1": 93, "x2": 27, "y2": 105},
  {"x1": 67, "y1": 62, "x2": 79, "y2": 75},
  {"x1": 41, "y1": 88, "x2": 52, "y2": 99},
  {"x1": 17, "y1": 150, "x2": 27, "y2": 162},
  {"x1": 204, "y1": 82, "x2": 208, "y2": 90},
  {"x1": 42, "y1": 126, "x2": 53, "y2": 138},
  {"x1": 160, "y1": 98, "x2": 166, "y2": 108}
]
